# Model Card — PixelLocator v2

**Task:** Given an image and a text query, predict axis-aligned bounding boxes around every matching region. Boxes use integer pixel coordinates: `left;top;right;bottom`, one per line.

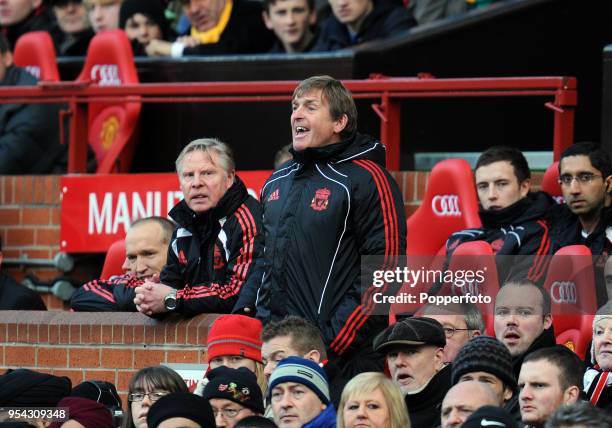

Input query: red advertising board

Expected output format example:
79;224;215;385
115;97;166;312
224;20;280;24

60;171;272;253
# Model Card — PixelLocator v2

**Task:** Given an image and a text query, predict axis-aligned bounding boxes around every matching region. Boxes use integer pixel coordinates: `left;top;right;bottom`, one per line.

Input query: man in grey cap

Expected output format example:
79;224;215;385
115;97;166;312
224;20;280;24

374;316;452;428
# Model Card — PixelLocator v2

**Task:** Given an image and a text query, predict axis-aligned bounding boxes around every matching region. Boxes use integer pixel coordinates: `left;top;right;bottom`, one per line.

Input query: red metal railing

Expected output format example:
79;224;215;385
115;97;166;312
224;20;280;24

0;75;577;172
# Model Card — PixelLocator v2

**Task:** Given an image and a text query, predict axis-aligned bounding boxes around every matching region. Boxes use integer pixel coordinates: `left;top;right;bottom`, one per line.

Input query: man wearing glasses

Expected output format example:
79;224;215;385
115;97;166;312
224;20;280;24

416;302;484;363
550;141;612;304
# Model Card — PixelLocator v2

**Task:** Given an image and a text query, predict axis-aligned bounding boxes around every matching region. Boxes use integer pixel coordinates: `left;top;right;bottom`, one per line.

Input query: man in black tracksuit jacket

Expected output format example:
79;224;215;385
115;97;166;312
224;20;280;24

256;76;406;403
444;146;554;286
135;139;264;317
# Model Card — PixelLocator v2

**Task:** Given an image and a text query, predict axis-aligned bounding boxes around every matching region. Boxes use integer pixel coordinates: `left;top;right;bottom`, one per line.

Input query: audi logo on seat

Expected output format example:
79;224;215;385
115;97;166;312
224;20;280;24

550;281;577;304
431;195;461;216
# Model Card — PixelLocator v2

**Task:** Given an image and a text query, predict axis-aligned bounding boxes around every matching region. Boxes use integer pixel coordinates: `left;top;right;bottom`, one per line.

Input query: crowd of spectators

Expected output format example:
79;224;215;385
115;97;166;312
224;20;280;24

0;2;611;425
0;0;505;59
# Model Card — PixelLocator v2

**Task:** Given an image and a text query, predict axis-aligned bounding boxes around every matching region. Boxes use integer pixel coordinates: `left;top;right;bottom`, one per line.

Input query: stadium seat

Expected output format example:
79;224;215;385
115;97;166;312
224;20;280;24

76;30;140;173
542;244;597;359
407;158;481;255
541;161;563;203
446;241;499;335
13;31;60;82
100;239;126;280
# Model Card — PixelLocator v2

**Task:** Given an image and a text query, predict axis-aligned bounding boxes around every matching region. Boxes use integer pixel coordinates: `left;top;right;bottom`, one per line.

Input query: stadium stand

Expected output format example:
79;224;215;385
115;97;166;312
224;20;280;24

541;161;563;203
100;239;126;280
76;29;141;173
543;245;598;359
407;158;481;256
13;31;60;82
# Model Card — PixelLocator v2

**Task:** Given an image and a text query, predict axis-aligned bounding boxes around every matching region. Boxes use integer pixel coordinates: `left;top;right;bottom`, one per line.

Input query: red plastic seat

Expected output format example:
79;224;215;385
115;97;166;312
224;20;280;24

446;241;499;335
13;31;60;82
100;239;126;280
407;159;482;256
541;161;564;203
76;30;141;173
542;245;597;359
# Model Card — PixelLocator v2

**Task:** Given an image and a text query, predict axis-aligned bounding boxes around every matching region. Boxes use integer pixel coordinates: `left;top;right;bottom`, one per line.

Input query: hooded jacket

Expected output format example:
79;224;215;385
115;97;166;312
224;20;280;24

445;192;554;285
160;176;264;316
314;0;416;51
256;133;406;358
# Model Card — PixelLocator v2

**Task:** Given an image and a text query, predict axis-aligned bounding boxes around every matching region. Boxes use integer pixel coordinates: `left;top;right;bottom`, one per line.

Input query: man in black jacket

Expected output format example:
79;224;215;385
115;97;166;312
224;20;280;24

0;33;65;174
256;75;406;403
444;146;554;285
0;0;62;49
145;0;274;56
549;141;612;304
314;0;416;51
135;138;264;317
374;317;452;428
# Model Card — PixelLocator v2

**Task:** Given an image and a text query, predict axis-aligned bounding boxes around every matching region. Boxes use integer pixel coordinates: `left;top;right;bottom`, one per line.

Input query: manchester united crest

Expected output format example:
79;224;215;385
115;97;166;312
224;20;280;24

311;188;331;211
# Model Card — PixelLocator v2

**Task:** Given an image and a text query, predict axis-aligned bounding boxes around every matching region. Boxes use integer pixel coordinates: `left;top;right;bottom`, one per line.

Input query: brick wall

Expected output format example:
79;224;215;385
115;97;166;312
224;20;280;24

0;172;544;310
0;311;217;402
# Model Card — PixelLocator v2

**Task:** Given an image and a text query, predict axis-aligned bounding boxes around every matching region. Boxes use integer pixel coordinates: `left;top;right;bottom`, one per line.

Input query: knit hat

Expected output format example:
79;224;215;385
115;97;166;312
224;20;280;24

462;405;517;428
373;317;446;352
207;315;263;364
147;392;215;428
268;356;330;405
119;0;171;40
0;368;71;407
203;367;264;414
49;397;114;428
452;336;517;392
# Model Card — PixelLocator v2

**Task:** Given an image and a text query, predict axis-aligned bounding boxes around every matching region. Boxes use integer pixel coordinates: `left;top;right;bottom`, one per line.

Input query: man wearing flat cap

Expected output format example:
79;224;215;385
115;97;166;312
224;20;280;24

374;316;452;428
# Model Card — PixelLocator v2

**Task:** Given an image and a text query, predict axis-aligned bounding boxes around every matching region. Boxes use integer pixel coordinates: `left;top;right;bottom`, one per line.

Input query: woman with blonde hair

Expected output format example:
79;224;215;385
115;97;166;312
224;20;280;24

337;372;410;428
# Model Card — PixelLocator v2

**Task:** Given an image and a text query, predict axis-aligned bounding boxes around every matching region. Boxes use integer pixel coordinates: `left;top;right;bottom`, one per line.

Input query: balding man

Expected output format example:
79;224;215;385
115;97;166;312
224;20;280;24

441;381;500;428
70;216;175;311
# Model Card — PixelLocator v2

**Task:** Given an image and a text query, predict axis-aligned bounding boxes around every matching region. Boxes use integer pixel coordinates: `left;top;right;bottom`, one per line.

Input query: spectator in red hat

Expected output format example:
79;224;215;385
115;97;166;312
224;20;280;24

206;315;266;395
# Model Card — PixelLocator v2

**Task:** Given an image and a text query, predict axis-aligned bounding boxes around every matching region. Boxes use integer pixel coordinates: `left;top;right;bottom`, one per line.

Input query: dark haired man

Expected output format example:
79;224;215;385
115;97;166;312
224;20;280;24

256;75;406;403
262;0;318;53
444;145;554;284
0;33;64;174
518;346;583;428
261;315;328;383
549;141;612;304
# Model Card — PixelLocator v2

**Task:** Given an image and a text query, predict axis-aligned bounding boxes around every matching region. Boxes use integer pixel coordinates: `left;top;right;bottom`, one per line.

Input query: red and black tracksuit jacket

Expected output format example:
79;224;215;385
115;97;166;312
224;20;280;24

444;191;554;285
70;177;264;314
256;133;407;358
71;273;142;312
162;177;264;316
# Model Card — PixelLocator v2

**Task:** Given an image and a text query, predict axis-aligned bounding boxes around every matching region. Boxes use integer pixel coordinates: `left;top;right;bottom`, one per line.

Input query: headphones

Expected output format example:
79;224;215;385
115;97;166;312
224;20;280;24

82;380;124;427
